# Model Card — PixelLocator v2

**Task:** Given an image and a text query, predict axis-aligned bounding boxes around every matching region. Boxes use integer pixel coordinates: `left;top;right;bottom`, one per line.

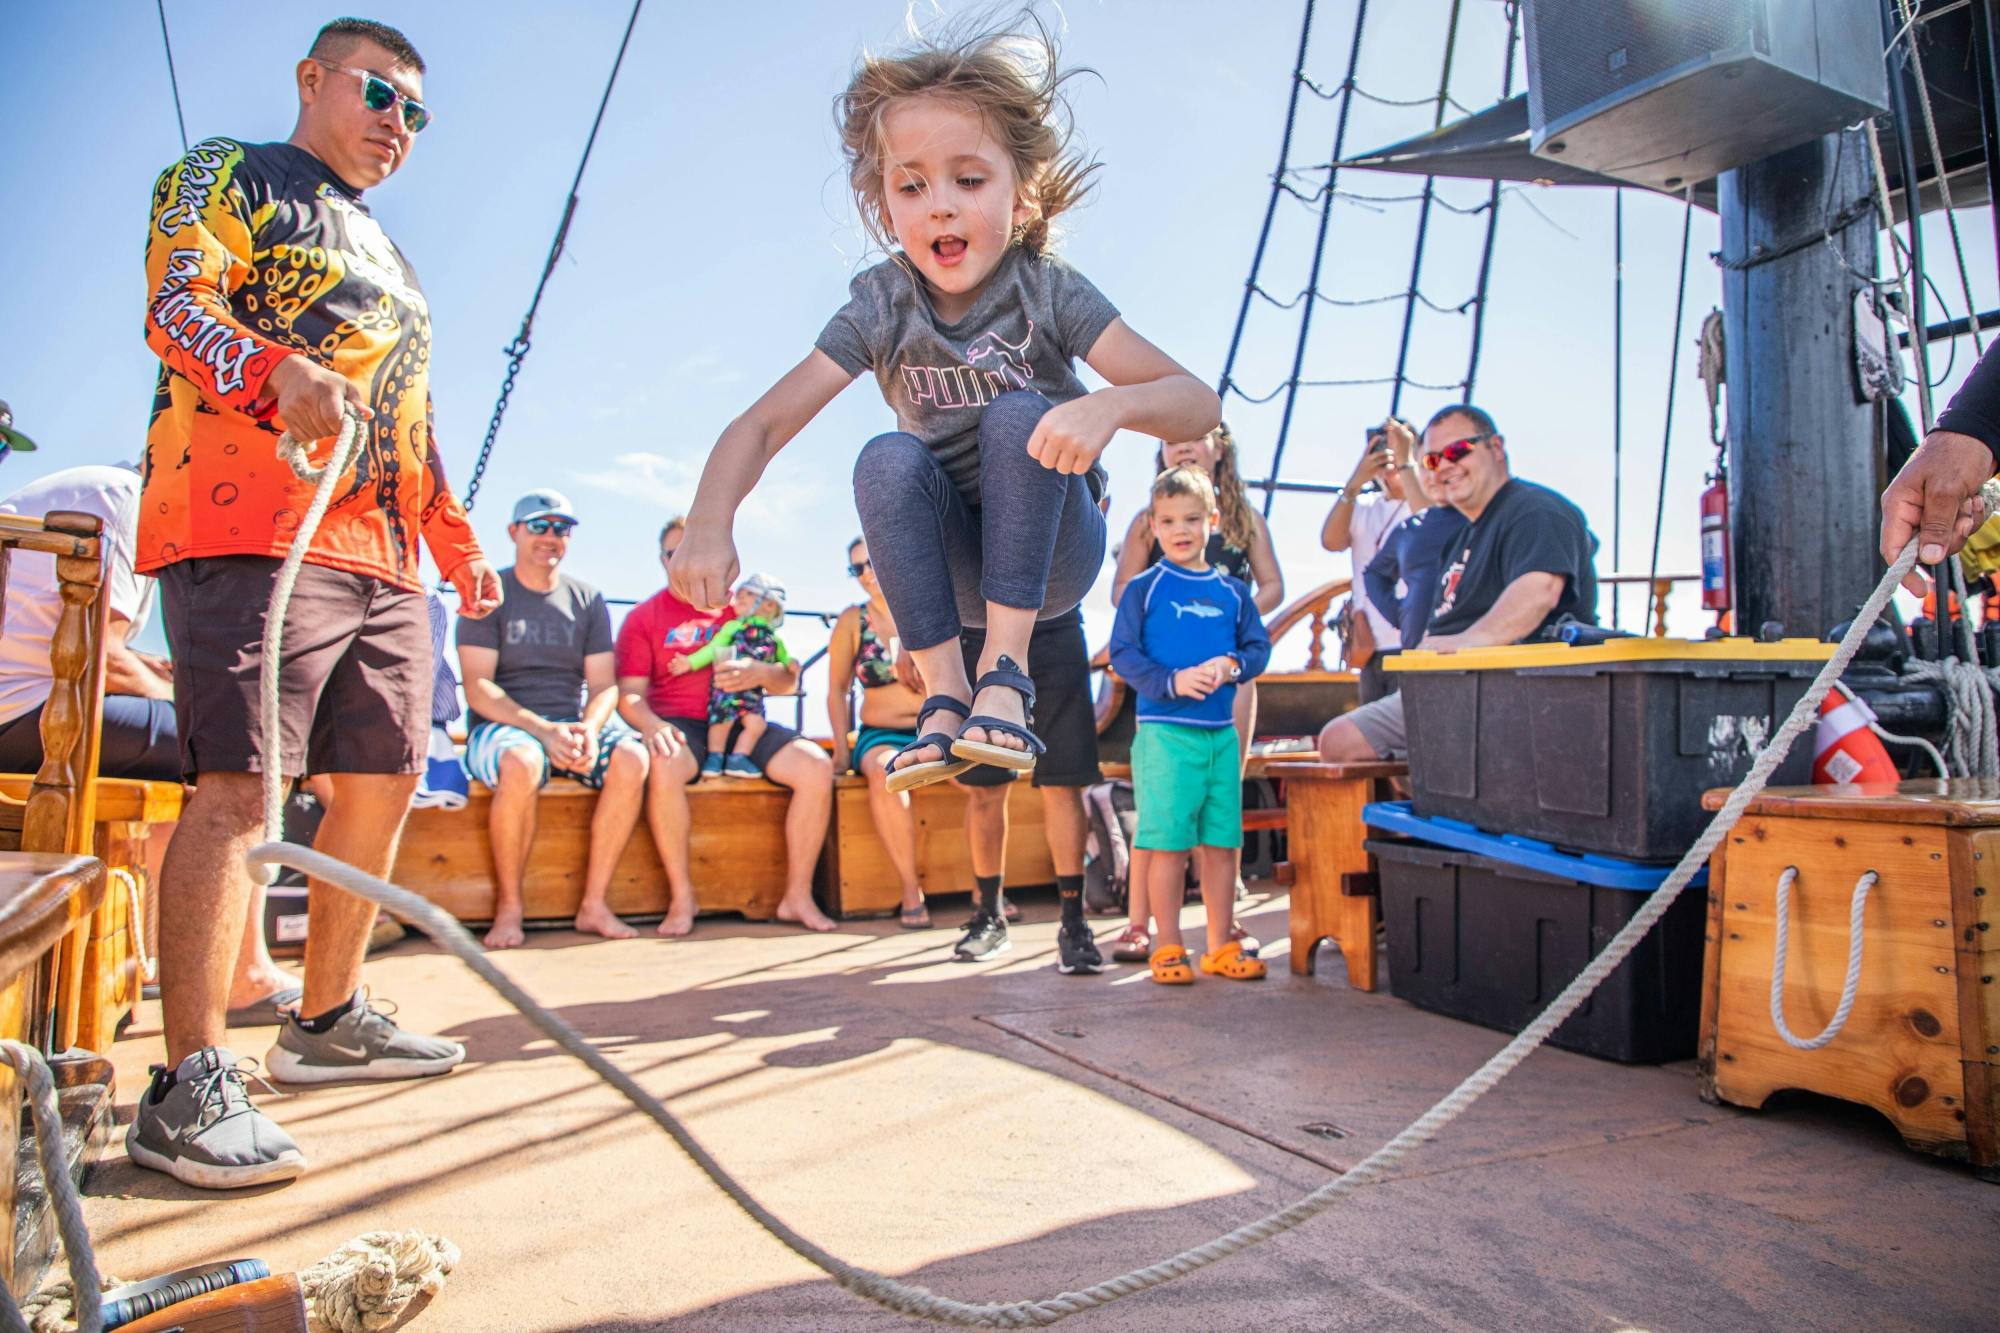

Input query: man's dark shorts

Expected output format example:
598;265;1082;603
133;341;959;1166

159;555;428;781
660;715;803;782
0;696;181;781
957;611;1103;789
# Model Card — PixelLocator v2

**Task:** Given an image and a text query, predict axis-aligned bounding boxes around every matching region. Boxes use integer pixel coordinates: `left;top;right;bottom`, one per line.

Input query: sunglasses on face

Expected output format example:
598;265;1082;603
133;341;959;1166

313;60;432;134
523;518;573;537
848;558;873;578
1419;434;1492;473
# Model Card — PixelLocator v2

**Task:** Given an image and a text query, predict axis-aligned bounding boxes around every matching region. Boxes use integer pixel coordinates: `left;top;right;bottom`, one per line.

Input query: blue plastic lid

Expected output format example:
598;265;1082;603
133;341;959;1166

1361;801;1707;892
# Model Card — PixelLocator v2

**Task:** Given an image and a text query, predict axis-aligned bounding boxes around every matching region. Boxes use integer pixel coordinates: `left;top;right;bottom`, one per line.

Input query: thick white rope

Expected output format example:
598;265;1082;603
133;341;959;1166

1768;867;1875;1050
1901;657;2000;777
0;1043;103;1333
298;1230;459;1333
236;532;1921;1326
260;414;366;882
107;869;156;985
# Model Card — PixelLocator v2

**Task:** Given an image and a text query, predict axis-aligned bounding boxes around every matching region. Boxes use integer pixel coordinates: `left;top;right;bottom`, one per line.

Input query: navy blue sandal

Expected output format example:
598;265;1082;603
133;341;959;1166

884;695;977;793
950;656;1045;773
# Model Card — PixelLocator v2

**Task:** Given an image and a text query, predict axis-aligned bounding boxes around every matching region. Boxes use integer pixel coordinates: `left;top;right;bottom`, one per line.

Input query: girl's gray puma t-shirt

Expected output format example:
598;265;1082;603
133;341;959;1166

814;247;1120;505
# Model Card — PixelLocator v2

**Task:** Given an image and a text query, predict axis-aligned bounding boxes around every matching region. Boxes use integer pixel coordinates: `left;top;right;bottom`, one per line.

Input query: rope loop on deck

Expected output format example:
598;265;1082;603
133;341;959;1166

1769;866;1875;1051
232;535;1921;1325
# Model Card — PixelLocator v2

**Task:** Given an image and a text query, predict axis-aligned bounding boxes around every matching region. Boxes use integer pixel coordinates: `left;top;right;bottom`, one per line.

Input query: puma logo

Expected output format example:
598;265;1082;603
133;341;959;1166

1172;602;1224;620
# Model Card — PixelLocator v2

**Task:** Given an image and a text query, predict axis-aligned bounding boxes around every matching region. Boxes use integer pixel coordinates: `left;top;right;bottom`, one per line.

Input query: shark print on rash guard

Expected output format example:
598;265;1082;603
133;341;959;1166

1108;563;1272;729
139;138;481;592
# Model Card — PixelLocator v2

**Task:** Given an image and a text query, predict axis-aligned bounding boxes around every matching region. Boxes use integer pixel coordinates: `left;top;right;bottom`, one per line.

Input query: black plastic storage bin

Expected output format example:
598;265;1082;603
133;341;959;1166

1365;816;1708;1063
1387;638;1831;860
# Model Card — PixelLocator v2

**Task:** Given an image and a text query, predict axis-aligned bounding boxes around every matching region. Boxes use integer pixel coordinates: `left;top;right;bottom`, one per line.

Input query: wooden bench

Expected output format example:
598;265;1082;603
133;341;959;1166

393;775;805;924
1263;761;1406;991
824;772;1052;918
0;776;178;1049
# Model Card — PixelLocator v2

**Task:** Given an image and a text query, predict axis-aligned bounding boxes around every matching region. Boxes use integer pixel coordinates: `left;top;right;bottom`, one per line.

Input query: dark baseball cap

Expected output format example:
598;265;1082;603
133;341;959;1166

0;400;39;453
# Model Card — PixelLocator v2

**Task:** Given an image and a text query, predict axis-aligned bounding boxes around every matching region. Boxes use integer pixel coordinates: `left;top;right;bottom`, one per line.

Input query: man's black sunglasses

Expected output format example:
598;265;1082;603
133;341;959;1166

848;558;873;577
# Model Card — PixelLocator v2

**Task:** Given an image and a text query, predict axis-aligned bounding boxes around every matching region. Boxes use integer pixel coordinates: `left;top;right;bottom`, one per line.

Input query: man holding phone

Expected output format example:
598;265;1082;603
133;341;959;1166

1320;417;1430;701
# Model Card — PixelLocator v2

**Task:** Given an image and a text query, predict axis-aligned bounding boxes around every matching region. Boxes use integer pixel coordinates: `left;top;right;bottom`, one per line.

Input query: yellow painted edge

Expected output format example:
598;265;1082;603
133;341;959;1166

1384;637;1836;672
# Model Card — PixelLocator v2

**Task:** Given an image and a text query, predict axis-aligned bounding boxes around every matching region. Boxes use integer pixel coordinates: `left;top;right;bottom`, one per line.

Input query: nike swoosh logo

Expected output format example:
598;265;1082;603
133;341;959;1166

320;1042;370;1059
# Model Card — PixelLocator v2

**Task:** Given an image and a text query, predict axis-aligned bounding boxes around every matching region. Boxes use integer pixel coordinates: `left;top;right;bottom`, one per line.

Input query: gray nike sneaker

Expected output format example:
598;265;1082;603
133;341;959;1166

265;991;465;1085
125;1047;306;1189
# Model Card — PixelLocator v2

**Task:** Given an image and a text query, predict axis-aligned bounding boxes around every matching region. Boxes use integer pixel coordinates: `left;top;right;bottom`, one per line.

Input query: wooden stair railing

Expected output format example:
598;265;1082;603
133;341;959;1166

0;509;116;1302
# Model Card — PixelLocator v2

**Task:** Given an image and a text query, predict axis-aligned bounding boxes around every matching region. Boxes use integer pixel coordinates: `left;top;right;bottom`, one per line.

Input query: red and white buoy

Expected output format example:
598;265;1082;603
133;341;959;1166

1813;691;1899;785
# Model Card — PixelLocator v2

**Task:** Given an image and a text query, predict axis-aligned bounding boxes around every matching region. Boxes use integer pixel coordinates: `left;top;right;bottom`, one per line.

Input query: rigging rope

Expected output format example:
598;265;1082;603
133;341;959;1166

1214;0;1321;403
1254;0;1373;516
1460;0;1521;400
1612;190;1625;630
1644;192;1696;633
1892;0;1986;359
1387;0;1466;422
154;0;189;156
460;0;646;514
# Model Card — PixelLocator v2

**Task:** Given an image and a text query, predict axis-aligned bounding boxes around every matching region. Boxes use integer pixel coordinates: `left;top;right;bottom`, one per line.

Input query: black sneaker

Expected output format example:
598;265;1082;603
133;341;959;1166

1056;921;1103;975
953;911;1010;962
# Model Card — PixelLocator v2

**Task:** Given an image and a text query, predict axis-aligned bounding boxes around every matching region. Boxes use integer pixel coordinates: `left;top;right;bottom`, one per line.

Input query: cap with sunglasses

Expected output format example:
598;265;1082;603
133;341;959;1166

511;489;579;526
0;400;39;454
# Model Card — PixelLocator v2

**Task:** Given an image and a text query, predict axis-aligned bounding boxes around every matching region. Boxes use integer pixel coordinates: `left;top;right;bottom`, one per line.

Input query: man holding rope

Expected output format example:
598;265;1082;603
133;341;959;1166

1881;342;2000;584
128;18;502;1190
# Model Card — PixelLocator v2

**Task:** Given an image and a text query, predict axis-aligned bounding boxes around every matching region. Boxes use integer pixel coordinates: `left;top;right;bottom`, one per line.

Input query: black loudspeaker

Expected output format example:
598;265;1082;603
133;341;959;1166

1522;0;1889;191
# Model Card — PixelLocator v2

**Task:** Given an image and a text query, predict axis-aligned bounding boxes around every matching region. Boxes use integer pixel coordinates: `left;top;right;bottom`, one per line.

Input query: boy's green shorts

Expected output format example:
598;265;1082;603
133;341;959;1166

1131;721;1242;852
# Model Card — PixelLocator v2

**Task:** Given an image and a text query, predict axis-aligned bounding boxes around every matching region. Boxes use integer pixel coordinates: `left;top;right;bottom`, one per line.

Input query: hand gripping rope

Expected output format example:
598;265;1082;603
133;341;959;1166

16;397;1927;1328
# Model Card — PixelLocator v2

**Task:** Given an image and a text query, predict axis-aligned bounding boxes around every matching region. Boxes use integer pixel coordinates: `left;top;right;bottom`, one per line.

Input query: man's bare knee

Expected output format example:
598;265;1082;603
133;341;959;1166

1318;717;1379;763
495;745;547;790
604;740;649;786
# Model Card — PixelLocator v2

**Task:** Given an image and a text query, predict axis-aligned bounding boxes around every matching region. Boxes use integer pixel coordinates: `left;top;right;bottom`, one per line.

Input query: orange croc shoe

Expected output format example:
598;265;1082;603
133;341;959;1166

1148;945;1195;985
1199;939;1267;980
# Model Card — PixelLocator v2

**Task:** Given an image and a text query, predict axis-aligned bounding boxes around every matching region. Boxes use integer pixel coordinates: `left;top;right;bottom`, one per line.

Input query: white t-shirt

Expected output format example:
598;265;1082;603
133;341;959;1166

1347;493;1409;645
0;467;152;727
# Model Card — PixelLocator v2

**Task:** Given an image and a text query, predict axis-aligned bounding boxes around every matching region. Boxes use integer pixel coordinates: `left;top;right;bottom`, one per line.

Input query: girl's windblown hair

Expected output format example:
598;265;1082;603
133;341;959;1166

836;7;1099;257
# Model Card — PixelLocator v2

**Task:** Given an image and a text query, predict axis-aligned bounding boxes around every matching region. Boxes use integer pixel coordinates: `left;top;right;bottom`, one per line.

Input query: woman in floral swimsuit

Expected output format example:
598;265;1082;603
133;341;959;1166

827;537;931;928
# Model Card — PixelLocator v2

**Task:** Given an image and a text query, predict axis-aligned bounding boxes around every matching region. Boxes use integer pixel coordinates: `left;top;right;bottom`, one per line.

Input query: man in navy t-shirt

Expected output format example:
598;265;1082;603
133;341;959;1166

1321;404;1598;762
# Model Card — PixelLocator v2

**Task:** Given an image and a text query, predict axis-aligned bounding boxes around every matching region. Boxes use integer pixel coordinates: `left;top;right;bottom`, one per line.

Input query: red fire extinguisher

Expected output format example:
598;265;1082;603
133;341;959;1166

1699;468;1732;612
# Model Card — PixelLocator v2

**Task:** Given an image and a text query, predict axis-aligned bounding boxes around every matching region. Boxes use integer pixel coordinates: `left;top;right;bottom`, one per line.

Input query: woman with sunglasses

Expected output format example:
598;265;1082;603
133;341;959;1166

826;538;931;928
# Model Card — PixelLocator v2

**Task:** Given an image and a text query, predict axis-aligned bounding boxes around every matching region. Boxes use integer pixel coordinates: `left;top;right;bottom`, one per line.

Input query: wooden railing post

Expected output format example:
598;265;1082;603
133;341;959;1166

1651;579;1673;638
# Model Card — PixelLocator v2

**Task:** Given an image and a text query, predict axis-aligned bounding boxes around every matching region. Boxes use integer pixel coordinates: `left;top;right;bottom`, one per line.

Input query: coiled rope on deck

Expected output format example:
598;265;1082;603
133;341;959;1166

234;429;1924;1325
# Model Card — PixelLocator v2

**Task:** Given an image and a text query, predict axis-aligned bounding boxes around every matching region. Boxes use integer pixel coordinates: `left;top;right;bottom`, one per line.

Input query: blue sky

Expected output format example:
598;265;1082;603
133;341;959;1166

2;1;1992;714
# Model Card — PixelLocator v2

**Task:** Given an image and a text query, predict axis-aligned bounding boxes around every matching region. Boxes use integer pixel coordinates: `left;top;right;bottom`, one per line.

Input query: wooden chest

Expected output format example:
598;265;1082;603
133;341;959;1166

1698;780;1999;1179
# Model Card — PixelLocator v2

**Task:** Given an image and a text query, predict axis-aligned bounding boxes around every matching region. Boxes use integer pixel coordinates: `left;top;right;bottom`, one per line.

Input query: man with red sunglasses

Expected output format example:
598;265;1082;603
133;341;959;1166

129;17;501;1191
1319;404;1598;763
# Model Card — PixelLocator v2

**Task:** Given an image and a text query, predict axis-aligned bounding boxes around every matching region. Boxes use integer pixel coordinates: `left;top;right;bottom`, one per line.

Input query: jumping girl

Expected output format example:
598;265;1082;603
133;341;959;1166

1108;424;1283;963
671;14;1219;809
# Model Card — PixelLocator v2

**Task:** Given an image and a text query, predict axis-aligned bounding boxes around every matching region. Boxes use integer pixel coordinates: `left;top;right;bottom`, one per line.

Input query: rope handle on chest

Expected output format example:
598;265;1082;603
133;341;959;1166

1769;865;1875;1051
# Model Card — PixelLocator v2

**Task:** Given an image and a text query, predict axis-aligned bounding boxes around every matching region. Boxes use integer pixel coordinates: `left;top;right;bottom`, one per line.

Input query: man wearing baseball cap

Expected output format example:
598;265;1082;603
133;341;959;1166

456;490;661;950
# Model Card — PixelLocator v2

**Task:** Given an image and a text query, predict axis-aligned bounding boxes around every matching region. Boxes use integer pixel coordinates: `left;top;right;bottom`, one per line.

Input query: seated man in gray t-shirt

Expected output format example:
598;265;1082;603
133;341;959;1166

455;490;654;949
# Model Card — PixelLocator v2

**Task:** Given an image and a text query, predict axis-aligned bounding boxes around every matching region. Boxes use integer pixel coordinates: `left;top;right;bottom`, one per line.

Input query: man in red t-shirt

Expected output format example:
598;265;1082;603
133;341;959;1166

615;518;835;936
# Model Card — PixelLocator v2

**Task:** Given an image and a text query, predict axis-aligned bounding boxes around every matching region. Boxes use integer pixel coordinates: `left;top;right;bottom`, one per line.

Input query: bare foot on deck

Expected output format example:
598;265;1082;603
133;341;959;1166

656;901;697;939
483;911;527;950
573;904;638;940
775;895;837;932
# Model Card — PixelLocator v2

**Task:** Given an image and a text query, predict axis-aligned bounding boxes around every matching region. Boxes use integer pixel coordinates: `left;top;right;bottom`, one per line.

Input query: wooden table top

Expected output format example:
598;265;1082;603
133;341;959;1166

0;853;104;980
0;776;182;825
1261;760;1409;782
1701;778;2000;826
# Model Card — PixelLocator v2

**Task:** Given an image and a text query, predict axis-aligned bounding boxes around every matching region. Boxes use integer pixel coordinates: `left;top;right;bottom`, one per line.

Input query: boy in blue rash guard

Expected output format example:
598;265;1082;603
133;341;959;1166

1109;467;1272;984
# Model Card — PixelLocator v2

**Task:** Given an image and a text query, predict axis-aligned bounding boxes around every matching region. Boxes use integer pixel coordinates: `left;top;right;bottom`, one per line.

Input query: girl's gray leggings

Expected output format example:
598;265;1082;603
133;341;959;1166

852;390;1107;652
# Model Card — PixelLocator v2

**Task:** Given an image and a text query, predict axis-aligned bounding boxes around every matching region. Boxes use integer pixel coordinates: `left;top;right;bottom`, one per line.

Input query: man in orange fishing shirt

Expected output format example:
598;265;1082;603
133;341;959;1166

128;17;502;1190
